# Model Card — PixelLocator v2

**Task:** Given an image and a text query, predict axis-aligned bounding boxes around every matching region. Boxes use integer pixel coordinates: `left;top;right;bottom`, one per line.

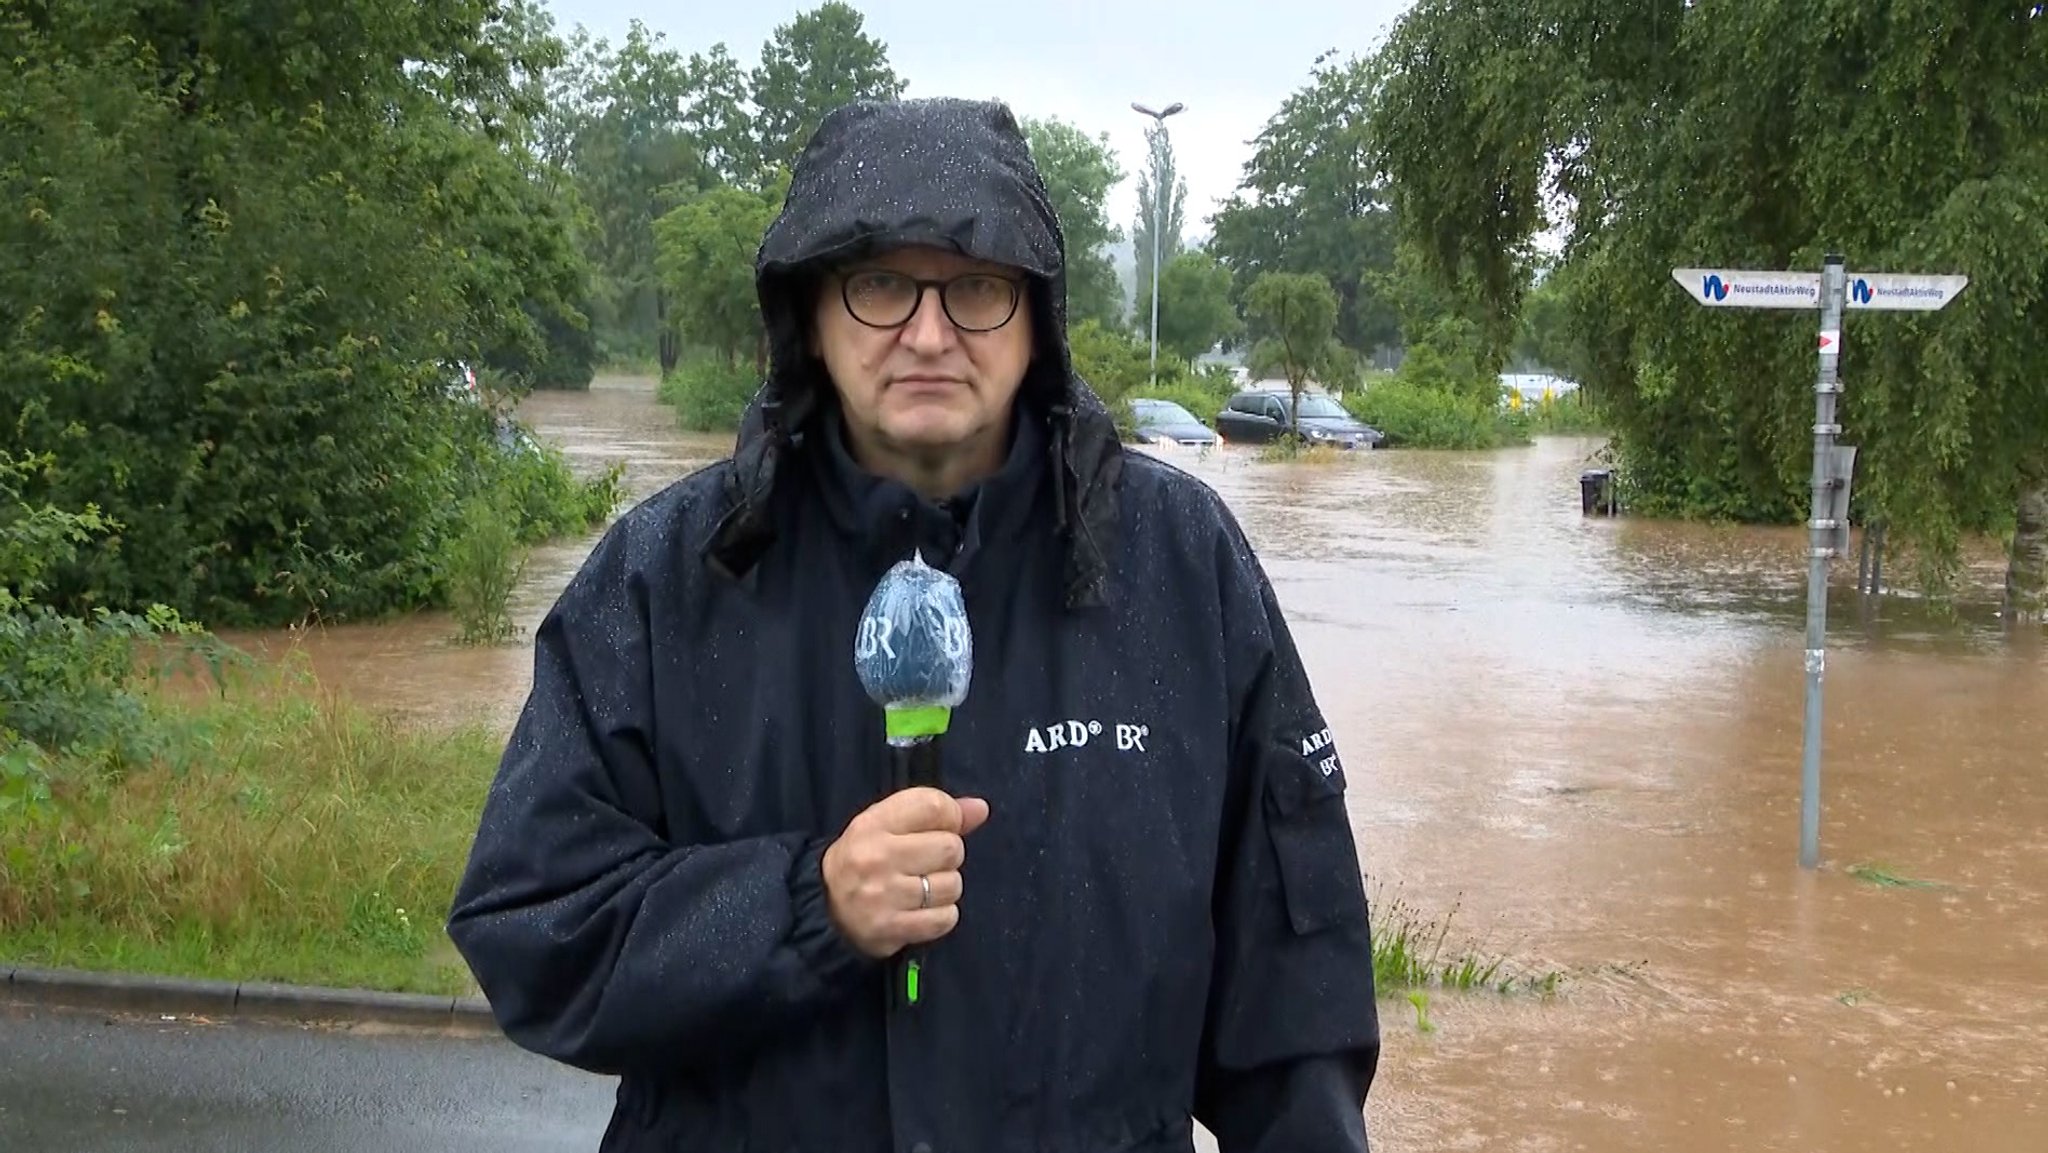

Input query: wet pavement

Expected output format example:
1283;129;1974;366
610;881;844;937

0;1003;615;1152
206;377;2048;1152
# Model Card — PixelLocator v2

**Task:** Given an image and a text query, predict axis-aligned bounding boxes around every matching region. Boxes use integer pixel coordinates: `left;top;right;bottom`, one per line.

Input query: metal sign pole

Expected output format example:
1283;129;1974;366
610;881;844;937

1800;255;1848;870
1668;259;1966;870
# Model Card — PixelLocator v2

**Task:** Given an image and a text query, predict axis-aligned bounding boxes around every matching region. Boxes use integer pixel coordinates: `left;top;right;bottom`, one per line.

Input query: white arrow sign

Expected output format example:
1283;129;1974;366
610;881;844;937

1843;273;1970;312
1671;268;1823;308
1672;267;1969;312
1668;254;1967;874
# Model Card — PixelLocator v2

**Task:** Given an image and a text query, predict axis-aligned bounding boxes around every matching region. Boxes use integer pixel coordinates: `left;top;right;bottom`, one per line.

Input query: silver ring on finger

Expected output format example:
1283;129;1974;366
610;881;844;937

919;874;932;910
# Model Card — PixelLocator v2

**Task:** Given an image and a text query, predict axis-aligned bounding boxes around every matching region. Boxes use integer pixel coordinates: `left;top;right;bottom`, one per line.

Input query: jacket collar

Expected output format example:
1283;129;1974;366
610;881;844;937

806;398;1048;579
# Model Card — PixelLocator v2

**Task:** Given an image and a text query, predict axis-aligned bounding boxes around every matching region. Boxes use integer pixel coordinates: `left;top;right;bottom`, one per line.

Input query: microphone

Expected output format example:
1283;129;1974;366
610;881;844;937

853;550;974;1010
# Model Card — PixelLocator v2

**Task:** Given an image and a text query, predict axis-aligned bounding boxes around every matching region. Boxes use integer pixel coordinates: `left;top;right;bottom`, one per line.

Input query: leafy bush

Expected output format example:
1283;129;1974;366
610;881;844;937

1519;390;1607;435
486;427;624;542
1346;376;1523;450
662;357;763;432
1066;319;1236;440
444;491;528;647
0;11;599;629
0;453;227;775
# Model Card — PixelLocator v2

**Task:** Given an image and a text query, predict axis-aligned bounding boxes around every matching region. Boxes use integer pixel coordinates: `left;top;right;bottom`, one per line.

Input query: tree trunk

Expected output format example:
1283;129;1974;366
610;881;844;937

656;289;680;376
2006;472;2048;625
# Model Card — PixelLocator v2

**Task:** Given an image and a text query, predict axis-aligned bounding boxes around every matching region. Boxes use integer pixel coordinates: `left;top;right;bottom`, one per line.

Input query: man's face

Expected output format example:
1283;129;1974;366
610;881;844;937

812;244;1035;462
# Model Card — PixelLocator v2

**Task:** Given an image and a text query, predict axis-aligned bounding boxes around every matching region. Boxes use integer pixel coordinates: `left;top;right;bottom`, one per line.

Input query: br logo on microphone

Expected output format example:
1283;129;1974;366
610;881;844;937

854;552;973;712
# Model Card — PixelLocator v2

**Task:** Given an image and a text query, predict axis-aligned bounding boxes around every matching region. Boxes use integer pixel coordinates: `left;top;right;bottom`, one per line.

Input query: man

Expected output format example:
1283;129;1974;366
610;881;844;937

447;96;1380;1153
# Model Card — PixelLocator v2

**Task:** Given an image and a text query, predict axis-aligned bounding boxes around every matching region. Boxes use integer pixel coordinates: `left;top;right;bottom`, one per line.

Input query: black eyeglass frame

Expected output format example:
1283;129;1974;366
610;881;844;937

837;270;1026;333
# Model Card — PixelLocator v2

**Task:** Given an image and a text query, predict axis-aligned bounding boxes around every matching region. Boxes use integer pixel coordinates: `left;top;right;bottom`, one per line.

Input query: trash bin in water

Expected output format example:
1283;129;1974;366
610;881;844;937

1579;469;1614;516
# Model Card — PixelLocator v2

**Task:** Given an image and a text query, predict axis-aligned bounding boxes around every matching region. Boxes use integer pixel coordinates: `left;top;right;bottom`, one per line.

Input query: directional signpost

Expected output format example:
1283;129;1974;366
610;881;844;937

1672;255;1969;870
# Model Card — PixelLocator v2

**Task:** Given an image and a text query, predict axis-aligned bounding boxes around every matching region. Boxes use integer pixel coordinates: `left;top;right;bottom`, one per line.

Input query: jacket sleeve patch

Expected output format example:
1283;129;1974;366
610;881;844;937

1261;729;1366;936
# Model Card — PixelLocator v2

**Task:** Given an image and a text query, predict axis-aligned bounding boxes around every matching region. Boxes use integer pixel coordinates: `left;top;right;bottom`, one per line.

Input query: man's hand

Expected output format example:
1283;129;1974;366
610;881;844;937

822;787;992;959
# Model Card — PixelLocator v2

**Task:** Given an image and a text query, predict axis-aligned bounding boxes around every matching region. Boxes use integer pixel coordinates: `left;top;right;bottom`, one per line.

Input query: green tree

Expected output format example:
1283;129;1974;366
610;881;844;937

683;44;765;189
749;2;908;177
0;0;599;625
1512;264;1578;377
551;22;710;370
1132;122;1188;308
1210;51;1402;358
1140;250;1239;361
654;181;788;371
1244;272;1344;438
1368;0;2048;610
1021;117;1127;328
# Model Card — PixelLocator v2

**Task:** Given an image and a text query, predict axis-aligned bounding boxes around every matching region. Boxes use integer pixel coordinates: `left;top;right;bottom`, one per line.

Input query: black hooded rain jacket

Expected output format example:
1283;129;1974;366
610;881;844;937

448;96;1381;1153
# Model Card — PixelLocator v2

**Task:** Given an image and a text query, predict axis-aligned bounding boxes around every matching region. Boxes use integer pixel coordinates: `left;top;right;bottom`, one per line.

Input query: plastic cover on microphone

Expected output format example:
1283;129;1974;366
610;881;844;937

854;551;974;744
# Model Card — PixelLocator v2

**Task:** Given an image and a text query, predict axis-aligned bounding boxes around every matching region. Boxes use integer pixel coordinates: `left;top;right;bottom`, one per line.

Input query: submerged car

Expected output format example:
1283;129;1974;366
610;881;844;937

1127;397;1218;447
1214;388;1384;449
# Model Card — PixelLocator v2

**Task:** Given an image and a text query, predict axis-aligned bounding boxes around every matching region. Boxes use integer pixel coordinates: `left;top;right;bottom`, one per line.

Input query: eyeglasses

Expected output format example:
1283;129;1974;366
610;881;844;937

839;270;1024;332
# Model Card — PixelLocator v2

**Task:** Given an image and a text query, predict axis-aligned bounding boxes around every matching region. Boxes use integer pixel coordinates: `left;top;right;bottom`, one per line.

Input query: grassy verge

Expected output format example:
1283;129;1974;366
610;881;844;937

0;665;498;995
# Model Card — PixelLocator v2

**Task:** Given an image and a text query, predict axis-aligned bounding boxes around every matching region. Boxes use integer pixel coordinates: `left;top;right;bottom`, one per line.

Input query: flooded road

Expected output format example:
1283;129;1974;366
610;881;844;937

228;377;2048;1152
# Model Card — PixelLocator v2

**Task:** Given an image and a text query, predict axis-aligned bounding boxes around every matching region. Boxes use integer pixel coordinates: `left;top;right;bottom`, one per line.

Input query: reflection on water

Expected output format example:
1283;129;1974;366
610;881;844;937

225;381;2048;1151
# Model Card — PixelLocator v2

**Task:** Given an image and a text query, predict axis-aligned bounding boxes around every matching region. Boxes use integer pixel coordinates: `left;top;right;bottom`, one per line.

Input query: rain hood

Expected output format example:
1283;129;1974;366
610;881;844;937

707;97;1124;608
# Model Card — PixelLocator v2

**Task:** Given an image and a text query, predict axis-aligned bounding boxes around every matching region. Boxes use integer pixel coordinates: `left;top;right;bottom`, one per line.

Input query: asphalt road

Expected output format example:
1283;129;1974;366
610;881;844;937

0;1002;617;1152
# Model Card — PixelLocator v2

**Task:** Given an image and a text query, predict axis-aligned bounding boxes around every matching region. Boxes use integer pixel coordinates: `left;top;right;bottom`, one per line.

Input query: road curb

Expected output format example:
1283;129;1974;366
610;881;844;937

2;963;499;1032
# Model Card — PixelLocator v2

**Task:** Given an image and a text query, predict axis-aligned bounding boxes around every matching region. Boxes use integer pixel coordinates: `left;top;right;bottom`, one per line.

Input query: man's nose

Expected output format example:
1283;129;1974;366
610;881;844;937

899;287;958;353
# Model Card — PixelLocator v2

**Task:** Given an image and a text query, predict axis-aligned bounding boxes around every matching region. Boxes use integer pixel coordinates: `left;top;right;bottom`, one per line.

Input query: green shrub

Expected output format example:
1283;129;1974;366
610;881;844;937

489;430;624;543
1519;389;1608;435
1346;376;1525;450
443;491;527;646
662;357;762;432
0;453;228;773
1067;320;1237;441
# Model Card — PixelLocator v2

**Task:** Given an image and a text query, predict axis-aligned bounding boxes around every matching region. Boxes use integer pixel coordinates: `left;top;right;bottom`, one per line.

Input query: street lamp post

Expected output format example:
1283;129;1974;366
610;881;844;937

1131;100;1184;387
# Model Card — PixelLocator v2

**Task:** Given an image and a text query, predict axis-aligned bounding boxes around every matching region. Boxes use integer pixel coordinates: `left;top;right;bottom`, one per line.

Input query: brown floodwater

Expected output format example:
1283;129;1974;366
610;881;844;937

223;377;2048;1152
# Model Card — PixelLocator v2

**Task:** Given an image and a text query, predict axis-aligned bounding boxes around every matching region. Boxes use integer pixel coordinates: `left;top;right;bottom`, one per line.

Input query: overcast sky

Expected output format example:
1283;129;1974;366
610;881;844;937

540;0;1415;238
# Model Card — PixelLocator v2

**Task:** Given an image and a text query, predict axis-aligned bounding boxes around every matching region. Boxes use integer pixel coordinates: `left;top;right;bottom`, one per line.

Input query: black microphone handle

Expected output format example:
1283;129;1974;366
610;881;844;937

889;737;943;1010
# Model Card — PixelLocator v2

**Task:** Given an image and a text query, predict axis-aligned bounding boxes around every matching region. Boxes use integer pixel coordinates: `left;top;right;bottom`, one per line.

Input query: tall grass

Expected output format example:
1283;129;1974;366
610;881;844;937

1370;888;1565;997
0;660;499;995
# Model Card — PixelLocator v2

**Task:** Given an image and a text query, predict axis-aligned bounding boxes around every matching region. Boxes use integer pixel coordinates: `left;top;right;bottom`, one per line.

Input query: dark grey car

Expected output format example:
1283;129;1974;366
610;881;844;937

1128;397;1218;446
1214;388;1384;449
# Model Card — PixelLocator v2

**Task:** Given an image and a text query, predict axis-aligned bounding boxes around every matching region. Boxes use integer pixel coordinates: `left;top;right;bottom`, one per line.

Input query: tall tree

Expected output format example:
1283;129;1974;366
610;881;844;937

553;22;707;367
683;43;763;189
1021;117;1127;328
1209;51;1401;358
654;179;788;372
1369;0;2048;610
1142;250;1240;361
1244;272;1344;439
1132;122;1187;316
749;2;907;177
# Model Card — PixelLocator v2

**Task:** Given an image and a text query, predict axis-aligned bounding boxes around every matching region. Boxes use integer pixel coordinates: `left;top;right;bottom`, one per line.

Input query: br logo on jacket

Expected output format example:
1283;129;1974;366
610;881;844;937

1021;719;1150;754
